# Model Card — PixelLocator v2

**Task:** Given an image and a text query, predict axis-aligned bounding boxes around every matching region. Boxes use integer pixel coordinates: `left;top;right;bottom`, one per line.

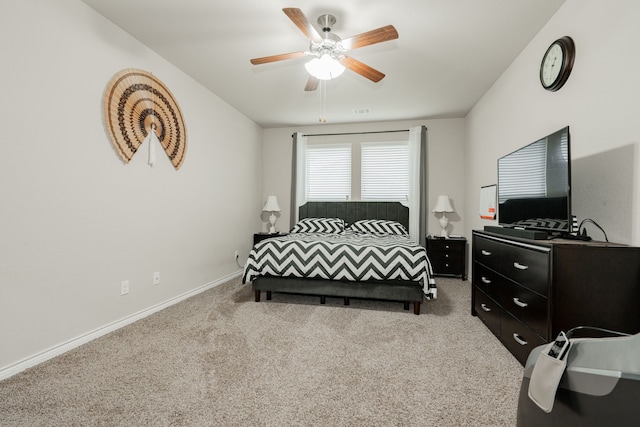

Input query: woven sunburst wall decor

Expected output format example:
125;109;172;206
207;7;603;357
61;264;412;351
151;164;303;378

103;68;187;169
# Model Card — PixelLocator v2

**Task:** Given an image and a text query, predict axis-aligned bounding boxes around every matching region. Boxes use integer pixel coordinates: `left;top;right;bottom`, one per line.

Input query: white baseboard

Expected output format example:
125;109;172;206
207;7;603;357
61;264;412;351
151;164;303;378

0;271;242;381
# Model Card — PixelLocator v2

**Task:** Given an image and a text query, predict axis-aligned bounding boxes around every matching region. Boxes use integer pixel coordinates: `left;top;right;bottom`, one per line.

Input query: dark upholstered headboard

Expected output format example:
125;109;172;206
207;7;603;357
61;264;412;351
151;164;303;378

298;202;409;230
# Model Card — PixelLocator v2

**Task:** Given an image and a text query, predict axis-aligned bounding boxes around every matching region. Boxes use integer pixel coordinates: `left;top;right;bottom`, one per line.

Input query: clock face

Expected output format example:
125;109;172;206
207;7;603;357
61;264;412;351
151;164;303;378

541;43;563;87
540;36;575;91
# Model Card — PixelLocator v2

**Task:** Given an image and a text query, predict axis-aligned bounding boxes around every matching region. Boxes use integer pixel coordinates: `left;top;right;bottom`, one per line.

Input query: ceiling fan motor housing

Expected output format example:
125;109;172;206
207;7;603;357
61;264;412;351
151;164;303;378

310;14;344;60
317;14;336;33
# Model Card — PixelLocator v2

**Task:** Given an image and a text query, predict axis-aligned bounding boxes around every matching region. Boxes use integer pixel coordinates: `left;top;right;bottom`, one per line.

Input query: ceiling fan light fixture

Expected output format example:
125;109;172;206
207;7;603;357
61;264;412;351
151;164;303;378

305;54;345;80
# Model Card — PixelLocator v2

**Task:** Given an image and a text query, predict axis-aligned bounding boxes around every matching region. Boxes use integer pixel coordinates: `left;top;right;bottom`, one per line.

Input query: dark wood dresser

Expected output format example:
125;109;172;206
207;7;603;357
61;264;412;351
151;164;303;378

472;229;640;365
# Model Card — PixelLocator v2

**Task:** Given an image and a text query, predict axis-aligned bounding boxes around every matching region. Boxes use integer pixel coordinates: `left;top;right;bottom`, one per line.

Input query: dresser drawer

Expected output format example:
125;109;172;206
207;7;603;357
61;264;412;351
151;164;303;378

474;234;550;296
473;263;502;301
501;280;548;337
501;311;546;365
503;244;550;296
473;236;505;272
474;288;501;338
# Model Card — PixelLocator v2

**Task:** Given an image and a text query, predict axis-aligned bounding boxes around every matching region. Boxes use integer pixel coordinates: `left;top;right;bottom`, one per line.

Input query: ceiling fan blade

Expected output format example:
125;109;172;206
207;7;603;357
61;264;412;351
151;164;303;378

340;25;399;50
250;51;306;65
340;56;385;82
283;8;322;42
304;76;319;91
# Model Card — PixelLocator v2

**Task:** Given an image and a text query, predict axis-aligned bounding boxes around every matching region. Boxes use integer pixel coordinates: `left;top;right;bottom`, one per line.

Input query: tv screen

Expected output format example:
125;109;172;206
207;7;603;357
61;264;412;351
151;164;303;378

497;126;571;234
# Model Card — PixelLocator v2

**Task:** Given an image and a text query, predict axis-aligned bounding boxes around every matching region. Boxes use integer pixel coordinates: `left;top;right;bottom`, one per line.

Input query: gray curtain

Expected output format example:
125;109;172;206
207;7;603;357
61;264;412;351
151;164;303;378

290;132;299;230
419;126;428;247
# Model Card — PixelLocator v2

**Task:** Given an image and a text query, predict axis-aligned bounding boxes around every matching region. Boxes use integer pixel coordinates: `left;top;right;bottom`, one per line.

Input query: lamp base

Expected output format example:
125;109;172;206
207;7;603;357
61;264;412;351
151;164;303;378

269;213;277;234
439;215;449;238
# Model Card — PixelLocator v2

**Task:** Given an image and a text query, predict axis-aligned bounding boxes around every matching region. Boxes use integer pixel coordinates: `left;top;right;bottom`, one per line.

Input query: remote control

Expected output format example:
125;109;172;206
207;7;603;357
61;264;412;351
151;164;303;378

547;331;570;360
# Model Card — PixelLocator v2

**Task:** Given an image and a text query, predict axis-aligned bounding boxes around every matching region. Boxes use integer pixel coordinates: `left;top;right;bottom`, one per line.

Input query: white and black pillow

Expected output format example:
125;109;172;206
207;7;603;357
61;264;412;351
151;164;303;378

348;219;409;236
291;217;345;234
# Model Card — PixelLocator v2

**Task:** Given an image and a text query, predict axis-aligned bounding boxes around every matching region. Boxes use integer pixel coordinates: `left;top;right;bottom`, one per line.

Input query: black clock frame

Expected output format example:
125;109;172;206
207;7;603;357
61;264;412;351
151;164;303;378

540;36;575;92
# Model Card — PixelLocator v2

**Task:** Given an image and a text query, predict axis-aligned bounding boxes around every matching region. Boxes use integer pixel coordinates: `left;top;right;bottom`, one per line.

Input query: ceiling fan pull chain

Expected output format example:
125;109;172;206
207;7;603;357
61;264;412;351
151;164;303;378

319;80;327;123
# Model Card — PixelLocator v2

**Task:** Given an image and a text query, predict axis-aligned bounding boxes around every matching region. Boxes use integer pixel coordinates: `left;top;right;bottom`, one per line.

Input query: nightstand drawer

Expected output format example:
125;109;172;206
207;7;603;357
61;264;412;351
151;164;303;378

428;239;464;253
430;252;464;274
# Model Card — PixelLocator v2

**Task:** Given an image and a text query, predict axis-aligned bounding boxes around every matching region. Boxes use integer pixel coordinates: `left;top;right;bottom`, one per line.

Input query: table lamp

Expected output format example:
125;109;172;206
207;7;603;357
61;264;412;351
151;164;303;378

263;195;281;234
432;195;455;238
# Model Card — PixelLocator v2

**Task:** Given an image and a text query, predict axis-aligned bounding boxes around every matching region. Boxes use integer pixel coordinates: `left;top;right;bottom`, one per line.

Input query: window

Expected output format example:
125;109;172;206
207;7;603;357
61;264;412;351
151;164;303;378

361;141;409;201
293;127;425;243
306;143;351;201
304;140;410;202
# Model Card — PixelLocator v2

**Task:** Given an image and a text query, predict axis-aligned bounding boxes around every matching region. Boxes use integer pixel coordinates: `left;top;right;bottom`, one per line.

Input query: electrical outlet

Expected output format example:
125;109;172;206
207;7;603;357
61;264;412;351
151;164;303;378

121;280;129;295
153;272;160;285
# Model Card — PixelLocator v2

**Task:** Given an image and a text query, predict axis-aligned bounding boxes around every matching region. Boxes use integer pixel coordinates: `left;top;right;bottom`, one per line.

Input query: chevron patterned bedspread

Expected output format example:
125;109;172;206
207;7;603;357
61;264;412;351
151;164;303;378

242;232;436;298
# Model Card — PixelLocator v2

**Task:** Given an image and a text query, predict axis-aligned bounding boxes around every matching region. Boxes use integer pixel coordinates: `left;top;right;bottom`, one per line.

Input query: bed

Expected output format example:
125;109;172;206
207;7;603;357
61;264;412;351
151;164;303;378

242;201;436;314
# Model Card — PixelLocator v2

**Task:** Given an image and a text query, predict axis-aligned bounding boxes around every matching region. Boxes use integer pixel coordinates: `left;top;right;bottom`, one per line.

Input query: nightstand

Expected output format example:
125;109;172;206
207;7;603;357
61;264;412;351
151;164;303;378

426;236;467;280
253;232;288;245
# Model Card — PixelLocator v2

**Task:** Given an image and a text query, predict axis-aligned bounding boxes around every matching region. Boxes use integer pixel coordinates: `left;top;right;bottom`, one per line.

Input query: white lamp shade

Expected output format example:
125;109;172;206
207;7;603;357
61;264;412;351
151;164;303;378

305;54;345;80
263;195;281;212
432;195;454;213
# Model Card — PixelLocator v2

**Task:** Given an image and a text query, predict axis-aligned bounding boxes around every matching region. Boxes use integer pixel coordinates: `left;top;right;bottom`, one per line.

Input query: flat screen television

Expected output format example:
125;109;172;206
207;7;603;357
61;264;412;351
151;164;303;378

497;126;571;234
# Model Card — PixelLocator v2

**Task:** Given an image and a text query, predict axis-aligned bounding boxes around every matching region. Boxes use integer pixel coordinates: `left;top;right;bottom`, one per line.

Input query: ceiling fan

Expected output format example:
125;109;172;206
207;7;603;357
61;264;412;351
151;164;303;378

250;8;398;91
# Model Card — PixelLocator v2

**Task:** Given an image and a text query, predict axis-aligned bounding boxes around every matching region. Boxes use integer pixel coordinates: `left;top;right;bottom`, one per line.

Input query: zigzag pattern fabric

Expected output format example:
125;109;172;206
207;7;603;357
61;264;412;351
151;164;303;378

348;219;409;236
242;232;436;298
514;218;569;230
290;217;345;234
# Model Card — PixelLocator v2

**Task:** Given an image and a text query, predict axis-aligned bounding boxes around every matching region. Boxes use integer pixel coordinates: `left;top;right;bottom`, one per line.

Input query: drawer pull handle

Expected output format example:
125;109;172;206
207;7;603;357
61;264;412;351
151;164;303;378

513;334;528;346
481;250;491;256
481;304;491;312
513;262;528;270
481;277;491;284
513;297;528;308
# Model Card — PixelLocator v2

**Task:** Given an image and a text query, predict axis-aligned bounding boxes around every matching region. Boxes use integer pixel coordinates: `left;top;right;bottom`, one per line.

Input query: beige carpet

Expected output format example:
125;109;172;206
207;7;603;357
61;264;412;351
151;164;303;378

0;277;524;426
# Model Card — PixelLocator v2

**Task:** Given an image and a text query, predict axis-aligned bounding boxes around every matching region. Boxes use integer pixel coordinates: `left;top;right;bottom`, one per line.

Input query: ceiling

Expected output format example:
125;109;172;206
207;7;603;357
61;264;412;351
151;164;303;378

82;0;565;128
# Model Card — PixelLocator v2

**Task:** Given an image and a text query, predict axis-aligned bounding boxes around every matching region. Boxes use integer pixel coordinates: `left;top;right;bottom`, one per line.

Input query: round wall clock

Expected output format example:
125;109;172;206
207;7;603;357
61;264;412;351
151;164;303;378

540;36;575;92
103;68;187;169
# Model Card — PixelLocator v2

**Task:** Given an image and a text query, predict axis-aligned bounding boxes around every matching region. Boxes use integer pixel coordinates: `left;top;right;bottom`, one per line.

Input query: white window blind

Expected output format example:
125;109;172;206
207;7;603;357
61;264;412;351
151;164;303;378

498;139;547;203
306;143;351;201
361;141;409;201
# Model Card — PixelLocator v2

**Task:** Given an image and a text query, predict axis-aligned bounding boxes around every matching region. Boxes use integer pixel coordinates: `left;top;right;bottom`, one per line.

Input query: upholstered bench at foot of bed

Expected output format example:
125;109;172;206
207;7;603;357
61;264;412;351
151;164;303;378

251;276;423;315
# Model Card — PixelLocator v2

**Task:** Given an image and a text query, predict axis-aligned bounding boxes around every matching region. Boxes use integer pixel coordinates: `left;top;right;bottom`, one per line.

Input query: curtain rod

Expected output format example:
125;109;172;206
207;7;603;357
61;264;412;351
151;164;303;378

299;129;409;137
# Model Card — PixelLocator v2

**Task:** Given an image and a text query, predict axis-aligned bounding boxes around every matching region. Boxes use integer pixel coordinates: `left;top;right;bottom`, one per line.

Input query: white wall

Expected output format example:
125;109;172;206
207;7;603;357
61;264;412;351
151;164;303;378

262;119;466;237
0;1;262;376
465;0;640;246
